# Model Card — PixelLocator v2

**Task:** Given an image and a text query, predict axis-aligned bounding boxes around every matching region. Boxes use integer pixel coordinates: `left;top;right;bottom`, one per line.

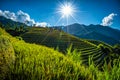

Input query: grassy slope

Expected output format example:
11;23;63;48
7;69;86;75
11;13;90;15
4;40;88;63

0;35;15;79
21;27;96;53
0;28;120;80
20;27;113;67
0;28;94;80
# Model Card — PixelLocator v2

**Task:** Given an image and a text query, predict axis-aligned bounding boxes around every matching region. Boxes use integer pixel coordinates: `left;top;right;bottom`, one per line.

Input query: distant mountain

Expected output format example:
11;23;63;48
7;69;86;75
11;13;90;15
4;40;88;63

1;16;120;45
0;16;26;27
62;23;120;45
76;31;119;45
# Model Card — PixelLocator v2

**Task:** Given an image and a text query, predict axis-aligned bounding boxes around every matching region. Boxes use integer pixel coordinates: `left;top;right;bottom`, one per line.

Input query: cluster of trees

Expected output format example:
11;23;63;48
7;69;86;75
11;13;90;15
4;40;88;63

0;22;27;36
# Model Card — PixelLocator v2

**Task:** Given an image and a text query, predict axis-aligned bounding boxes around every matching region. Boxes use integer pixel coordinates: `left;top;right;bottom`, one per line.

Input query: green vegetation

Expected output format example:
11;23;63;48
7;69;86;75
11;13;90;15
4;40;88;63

21;27;96;53
20;27;117;67
0;27;120;80
113;44;120;55
0;28;93;80
88;39;112;47
7;39;94;80
0;23;27;36
0;35;15;79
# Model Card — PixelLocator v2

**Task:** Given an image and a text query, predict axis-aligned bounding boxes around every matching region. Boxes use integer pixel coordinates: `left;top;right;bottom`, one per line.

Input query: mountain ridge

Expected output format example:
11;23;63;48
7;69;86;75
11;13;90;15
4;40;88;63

0;16;27;27
62;23;120;45
0;16;120;45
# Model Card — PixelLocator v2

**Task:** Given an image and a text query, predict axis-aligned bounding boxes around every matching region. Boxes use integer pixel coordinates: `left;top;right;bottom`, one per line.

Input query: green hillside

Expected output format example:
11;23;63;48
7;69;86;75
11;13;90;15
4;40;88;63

21;27;96;53
21;27;115;67
0;27;92;80
0;27;120;80
2;26;118;67
0;27;97;80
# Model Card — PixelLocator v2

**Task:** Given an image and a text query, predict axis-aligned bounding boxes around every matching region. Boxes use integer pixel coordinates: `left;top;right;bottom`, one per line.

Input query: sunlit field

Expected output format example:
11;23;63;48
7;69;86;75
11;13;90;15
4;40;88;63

0;0;120;80
0;27;120;80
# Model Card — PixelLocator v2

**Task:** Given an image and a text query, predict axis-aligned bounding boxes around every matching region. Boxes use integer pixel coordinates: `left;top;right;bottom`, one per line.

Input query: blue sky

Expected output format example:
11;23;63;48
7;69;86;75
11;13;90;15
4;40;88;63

0;0;120;29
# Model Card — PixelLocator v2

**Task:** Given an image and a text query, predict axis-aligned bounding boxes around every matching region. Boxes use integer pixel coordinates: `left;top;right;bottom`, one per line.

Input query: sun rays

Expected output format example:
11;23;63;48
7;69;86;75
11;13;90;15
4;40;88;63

55;1;77;26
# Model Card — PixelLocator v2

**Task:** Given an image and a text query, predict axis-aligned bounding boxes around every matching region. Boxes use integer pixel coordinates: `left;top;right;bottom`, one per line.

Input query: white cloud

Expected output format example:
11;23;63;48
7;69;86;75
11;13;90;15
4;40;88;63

36;22;50;27
16;10;35;26
0;10;49;27
0;10;16;21
101;13;117;26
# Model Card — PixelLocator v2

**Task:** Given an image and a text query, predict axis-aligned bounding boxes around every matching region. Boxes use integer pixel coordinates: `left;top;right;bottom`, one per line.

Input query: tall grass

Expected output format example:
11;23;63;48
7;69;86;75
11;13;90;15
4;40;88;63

5;40;94;80
0;27;120;80
0;35;15;80
66;45;120;80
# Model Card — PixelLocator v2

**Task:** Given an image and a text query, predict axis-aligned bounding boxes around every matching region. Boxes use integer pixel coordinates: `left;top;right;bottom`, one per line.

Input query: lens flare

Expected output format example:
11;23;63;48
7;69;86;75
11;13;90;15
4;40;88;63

55;1;78;26
58;2;76;18
61;4;73;17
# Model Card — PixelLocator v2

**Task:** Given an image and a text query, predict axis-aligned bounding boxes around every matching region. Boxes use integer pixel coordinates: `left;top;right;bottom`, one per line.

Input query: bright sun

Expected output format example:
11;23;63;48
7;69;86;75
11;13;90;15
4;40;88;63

56;2;77;26
61;4;73;17
58;2;75;18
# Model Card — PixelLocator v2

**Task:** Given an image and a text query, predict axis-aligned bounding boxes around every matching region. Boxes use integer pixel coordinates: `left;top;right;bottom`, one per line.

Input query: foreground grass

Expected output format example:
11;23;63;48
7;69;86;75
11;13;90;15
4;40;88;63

8;41;93;80
0;28;93;80
0;28;120;80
